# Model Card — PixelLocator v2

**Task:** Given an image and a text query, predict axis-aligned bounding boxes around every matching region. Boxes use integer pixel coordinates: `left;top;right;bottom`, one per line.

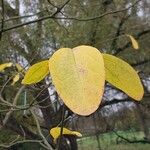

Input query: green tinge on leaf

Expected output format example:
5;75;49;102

103;54;144;101
22;60;49;84
15;63;24;72
11;73;20;85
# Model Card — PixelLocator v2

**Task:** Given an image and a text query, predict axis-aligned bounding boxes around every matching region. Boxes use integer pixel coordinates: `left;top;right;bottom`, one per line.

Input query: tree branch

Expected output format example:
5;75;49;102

114;130;150;144
131;59;150;67
0;0;4;40
31;109;53;150
110;15;130;51
100;99;132;108
114;29;150;55
0;85;25;129
1;0;140;33
0;139;42;149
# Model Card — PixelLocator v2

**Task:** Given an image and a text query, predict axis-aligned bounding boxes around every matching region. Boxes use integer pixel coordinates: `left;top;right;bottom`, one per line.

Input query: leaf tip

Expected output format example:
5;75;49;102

21;79;26;85
126;34;139;50
134;85;144;101
72;131;82;137
8;62;13;67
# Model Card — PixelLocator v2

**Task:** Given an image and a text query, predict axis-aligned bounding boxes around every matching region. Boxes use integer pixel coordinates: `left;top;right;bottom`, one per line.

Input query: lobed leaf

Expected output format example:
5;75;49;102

103;54;144;100
49;45;105;116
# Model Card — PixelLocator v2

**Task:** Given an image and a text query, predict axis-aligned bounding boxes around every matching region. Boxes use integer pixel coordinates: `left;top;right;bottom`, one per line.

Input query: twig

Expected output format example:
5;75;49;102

0;139;43;148
57;104;65;150
131;59;150;67
114;28;150;55
0;75;14;94
113;130;150;144
110;15;130;51
47;0;58;9
29;83;51;107
0;94;14;106
30;109;53;150
0;0;4;40
0;10;48;23
1;0;140;33
0;85;25;129
100;98;132;109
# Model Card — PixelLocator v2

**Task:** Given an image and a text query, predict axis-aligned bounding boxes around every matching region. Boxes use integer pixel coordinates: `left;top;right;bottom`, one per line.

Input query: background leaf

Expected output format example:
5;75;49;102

126;34;139;49
49;45;105;116
22;60;49;84
50;127;82;143
11;73;20;85
103;54;144;100
0;62;13;71
15;63;24;72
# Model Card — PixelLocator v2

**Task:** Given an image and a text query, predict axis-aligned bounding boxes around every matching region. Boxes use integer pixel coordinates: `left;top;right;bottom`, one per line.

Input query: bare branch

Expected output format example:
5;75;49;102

0;139;43;148
0;0;4;40
31;109;53;150
131;59;150;67
114;130;150;144
0;85;25;129
1;0;140;33
100;99;132;109
110;15;130;51
0;10;48;23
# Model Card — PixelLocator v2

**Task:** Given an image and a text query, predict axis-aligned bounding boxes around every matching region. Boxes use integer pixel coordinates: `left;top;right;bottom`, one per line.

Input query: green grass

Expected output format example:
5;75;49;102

78;130;150;150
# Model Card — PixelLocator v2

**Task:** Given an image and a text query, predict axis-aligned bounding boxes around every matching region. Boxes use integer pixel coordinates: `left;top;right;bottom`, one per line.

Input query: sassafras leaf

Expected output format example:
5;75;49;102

49;45;105;116
126;34;139;49
103;54;144;100
22;60;49;84
50;127;82;143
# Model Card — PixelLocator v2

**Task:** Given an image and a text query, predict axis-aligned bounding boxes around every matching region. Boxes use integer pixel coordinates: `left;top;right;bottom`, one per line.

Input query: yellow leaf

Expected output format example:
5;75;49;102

22;60;49;84
11;73;20;85
16;63;24;72
49;45;105;116
50;127;82;143
103;54;144;100
0;62;13;71
126;34;139;49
